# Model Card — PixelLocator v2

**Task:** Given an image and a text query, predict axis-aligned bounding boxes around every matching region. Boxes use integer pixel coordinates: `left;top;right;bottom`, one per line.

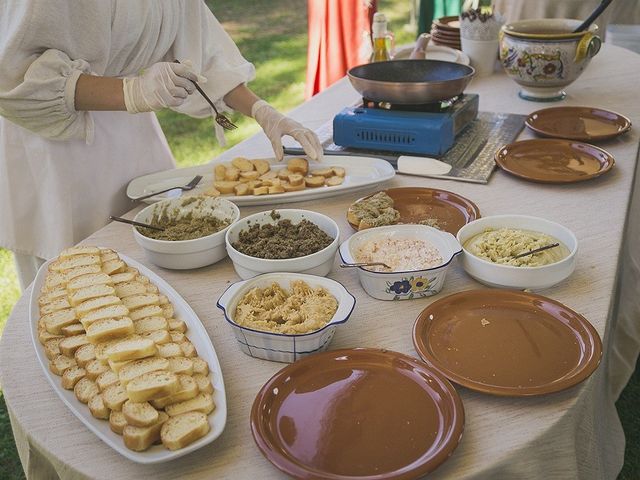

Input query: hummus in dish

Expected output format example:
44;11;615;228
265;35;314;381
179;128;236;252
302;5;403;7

234;281;338;334
464;228;569;266
355;236;443;272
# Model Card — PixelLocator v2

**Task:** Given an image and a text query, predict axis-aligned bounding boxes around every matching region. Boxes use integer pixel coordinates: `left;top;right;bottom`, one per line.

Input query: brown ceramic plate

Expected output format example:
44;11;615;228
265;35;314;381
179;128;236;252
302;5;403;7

431;29;461;41
525;106;632;141
347;187;480;234
413;289;603;396
433;16;461;32
251;348;464;480
495;138;615;183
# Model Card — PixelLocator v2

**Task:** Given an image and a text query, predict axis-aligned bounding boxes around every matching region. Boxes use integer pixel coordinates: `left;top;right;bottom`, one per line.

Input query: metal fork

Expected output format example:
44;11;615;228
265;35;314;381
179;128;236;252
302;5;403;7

174;60;237;131
132;175;203;202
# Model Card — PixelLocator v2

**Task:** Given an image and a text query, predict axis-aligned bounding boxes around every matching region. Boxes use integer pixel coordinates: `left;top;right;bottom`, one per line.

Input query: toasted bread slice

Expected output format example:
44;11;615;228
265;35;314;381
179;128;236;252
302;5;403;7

304;175;326;188
67;272;113;292
193;374;214;394
118;357;170;386
114;281;148;299
156;342;182;358
135;274;150;284
141;329;171;345
100;251;120;263
161;412;210;451
310;167;334;178
64;264;103;283
75;295;122;318
74;343;96;367
108;358;134;373
49;354;77;376
102;382;129;411
252;159;271;175
43;271;67;291
213;180;240;194
287;157;309;175
59;334;89;356
151;374;199;409
60;246;101;258
49;254;100;273
85;359;110;380
106;337;156;362
179;340;197;358
123;411;169;452
88;393;110;419
122;294;160;311
123;400;159;427
39;329;63;344
214;163;226;181
40;297;72;316
61;323;85;336
282;181;305;192
191;357;209;376
38;288;68;307
94;336;139;362
80;305;130;328
287;173;304;186
109;411;128;435
167;357;193;376
110;271;137;284
133;316;168;334
268;185;285;195
164;392;215;417
332;166;346;177
231;157;254;172
168;331;185;343
326;175;344;186
146;284;159;294
69;284;116;307
224;166;240;181
44;337;64;360
86;317;135;344
43;308;77;335
168;318;186;333
74;377;99;404
61;366;87;390
96;370;120;391
102;259;126;275
129;305;163;321
127;371;180;403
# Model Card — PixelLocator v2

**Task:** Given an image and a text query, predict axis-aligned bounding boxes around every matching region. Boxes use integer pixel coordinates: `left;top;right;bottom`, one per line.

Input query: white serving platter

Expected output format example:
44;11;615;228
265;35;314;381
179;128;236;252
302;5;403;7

126;156;396;206
29;252;227;464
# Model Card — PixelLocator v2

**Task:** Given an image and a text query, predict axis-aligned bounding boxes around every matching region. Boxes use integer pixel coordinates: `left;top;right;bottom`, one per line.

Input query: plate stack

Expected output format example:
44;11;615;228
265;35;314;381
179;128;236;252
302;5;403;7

431;16;462;50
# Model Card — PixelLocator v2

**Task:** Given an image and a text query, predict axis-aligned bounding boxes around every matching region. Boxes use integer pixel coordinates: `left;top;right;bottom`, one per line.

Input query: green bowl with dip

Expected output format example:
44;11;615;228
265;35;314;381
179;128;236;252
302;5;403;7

456;214;578;290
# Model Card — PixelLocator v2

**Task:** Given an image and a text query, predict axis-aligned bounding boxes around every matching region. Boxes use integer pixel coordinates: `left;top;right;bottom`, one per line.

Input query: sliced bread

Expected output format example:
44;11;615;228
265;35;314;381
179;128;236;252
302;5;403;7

40;297;71;316
168;319;186;333
63;264;103;283
106;337;156;362
61;366;87;390
42;308;77;334
85;358;110;380
192;374;214;394
86;317;134;344
140;329;171;345
49;354;77;376
102;259;126;275
49;254;100;273
59;334;89;356
80;305;130;328
69;284;116;306
96;370;120;391
133;316;168;334
75;295;122;318
167;357;193;376
44;337;64;360
74;377;99;404
164;392;215;417
60;246;101;258
118;357;170;386
191;358;209;376
88;393;110;419
151;374;198;409
161;412;210;451
156;342;182;358
61;323;85;336
102;382;129;411
129;305;163;321
122;400;159;427
110;271;137;284
67;272;113;292
74;343;96;367
123;411;168;452
126;371;180;403
109;410;128;435
114;281;148;299
179;340;197;358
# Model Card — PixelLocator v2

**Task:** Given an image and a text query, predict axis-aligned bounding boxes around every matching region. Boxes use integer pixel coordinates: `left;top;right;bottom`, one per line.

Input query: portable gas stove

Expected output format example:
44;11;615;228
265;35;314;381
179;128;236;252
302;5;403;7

332;94;479;156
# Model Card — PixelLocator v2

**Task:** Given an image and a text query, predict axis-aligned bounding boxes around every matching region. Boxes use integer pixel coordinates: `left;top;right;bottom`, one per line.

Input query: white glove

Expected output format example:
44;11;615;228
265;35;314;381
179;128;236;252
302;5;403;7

252;100;323;162
123;62;199;113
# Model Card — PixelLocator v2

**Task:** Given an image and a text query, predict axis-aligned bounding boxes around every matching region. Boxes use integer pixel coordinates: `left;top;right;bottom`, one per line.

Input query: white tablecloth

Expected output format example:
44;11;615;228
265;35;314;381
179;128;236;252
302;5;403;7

1;44;639;479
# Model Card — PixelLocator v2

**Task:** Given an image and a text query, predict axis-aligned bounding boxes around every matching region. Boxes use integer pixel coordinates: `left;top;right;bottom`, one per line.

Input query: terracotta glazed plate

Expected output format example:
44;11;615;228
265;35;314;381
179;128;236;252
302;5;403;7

433;16;461;31
251;348;464;480
347;187;480;235
413;289;603;396
495;138;615;183
525;106;632;141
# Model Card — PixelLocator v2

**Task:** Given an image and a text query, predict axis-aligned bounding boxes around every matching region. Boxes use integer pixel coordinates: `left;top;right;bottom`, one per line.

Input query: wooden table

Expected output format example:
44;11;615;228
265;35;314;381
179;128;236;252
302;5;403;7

2;44;640;479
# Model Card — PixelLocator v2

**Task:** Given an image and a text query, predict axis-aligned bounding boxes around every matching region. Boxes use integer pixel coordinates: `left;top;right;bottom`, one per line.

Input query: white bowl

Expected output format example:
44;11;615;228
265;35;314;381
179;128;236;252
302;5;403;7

225;209;340;280
339;224;462;301
216;272;356;363
456;214;578;290
133;196;240;270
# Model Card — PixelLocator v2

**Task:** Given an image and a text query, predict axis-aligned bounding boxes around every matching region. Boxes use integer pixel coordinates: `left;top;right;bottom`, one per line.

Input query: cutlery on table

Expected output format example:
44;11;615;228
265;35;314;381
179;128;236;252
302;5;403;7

512;243;560;260
132;175;202;202
109;216;164;231
341;262;392;270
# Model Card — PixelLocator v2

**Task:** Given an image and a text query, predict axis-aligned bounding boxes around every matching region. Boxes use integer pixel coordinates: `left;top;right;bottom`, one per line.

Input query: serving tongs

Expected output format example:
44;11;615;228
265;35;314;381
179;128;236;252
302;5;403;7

131;175;203;202
174;60;237;131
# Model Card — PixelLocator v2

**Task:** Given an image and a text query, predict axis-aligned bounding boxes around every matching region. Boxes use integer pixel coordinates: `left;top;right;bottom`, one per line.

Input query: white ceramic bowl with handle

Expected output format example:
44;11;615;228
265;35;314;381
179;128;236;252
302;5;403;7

132;196;240;270
216;272;356;363
339;224;462;301
456;214;578;290
225;209;340;280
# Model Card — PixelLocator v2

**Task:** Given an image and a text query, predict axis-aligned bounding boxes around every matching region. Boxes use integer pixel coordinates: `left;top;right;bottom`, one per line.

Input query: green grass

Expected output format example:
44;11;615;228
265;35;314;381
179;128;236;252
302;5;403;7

0;1;638;478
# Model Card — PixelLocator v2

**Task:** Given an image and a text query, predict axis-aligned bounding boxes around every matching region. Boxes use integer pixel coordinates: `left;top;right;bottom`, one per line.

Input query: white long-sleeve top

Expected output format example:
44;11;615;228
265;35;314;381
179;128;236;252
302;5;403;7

0;0;255;259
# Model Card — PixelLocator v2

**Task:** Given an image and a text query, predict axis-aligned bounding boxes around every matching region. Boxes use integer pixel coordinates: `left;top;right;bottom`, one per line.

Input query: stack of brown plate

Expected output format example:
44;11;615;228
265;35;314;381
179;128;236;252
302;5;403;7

431;16;462;50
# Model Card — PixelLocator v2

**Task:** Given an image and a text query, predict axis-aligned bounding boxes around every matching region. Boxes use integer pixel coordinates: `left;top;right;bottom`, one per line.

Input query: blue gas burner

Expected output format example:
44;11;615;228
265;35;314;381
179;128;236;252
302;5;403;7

333;94;479;156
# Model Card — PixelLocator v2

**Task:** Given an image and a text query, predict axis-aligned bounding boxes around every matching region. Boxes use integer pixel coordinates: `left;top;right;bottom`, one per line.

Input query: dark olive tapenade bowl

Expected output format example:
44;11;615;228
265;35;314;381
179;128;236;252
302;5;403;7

133;196;240;269
225;209;340;280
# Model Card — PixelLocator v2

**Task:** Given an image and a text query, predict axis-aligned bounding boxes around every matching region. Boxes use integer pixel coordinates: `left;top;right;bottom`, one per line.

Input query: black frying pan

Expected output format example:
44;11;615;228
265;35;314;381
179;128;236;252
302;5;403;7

348;60;475;104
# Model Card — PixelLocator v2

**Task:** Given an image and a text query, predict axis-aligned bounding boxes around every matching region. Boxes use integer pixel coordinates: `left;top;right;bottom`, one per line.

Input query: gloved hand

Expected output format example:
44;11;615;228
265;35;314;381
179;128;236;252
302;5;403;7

123;62;199;113
252;100;323;162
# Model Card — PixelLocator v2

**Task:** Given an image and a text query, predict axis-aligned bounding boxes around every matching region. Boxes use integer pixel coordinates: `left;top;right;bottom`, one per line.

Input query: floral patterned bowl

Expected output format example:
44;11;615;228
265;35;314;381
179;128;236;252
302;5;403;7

339;225;462;301
499;19;601;101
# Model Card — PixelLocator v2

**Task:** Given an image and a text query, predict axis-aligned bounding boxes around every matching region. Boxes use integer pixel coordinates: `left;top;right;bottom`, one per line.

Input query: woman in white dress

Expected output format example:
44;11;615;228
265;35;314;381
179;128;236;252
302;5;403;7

0;0;322;288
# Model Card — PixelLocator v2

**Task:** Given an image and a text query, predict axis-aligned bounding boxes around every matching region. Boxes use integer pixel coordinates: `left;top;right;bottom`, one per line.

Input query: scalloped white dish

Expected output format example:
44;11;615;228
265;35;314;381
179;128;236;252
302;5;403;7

29;252;227;464
126;156;396;205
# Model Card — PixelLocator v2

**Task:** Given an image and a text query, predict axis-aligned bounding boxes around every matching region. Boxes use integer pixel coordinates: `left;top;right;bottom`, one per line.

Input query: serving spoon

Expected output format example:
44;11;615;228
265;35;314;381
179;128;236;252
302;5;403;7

512;243;559;260
340;262;391;270
109;215;164;231
573;0;614;33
